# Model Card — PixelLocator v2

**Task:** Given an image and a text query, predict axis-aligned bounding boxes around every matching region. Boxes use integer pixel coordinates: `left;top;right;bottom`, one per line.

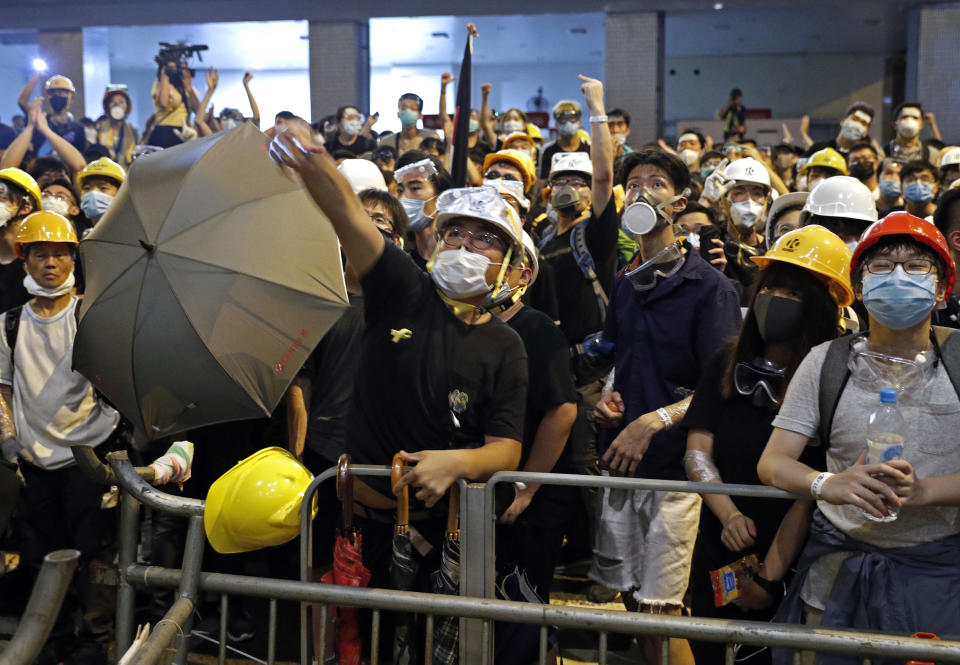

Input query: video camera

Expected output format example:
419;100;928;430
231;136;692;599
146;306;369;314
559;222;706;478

154;42;209;79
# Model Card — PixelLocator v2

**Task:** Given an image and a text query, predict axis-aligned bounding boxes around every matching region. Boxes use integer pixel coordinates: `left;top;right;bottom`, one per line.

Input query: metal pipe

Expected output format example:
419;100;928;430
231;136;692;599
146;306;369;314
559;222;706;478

107;451;203;517
0;550;80;665
173;515;205;665
115;491;141;659
127;597;194;665
598;631;607;665
267;599;277;665
538;626;547;665
424;614;434;665
725;642;734;665
125;565;960;663
73;445;157;485
218;594;228;665
370;609;380;665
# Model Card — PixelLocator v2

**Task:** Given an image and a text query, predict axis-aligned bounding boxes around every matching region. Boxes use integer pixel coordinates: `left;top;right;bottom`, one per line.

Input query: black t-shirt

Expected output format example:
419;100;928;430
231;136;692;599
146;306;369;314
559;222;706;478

0;124;16;150
0;260;29;315
345;244;528;495
297;294;365;464
506;306;577;465
539;199;618;345
537;139;591;179
684;344;824;575
325;132;376;157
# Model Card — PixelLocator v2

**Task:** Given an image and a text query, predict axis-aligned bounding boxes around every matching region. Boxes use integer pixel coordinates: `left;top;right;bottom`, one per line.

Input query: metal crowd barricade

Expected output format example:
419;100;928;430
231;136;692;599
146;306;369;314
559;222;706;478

101;452;960;665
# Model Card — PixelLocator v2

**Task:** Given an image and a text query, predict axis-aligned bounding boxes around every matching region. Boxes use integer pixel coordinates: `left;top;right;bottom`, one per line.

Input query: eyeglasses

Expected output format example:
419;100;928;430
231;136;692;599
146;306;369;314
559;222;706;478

484;169;521;183
441;225;505;252
550;175;588;188
43;191;74;203
865;258;935;276
367;211;395;236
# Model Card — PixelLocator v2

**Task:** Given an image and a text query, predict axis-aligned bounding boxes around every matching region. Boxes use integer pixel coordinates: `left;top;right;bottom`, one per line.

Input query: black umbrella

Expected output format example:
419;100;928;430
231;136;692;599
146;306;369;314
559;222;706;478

389;454;418;665
431;484;461;665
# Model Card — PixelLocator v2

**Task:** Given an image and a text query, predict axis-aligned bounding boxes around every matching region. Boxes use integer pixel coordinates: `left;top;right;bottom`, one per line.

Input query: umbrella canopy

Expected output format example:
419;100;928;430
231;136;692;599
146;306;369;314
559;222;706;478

73;123;348;439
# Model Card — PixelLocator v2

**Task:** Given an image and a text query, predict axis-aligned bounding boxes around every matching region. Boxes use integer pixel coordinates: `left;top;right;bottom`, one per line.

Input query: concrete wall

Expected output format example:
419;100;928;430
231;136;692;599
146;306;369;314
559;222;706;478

914;4;960;144
605;12;663;146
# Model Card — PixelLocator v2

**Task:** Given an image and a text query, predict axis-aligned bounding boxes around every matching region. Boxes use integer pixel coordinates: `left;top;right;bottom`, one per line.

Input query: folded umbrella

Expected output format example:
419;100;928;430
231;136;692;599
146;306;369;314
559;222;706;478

390;454;418;665
431;484;461;665
74;122;349;440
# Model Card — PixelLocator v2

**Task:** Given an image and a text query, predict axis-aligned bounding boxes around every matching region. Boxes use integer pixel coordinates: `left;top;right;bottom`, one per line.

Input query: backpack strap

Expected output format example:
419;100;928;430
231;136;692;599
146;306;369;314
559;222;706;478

931;325;960;400
4;306;22;357
570;224;608;321
817;334;854;449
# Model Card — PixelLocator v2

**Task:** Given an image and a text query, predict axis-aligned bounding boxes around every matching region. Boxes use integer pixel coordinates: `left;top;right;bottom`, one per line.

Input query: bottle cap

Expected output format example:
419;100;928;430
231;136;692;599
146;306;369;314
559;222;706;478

880;388;897;404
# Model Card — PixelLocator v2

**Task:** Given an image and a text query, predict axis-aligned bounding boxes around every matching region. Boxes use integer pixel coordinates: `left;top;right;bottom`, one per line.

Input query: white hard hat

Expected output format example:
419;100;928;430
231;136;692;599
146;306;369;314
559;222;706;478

802;175;877;222
549;152;592;181
434;186;524;252
521;230;539;286
940;147;960;168
337;159;387;193
724;157;771;191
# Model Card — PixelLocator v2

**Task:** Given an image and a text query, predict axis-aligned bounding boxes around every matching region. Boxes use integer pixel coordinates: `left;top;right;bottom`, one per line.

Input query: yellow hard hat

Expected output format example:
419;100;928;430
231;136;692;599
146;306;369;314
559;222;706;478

751;224;854;307
802;147;848;176
76;158;126;190
526;122;543;141
44;75;76;94
483;149;536;193
0;168;42;213
204;447;317;554
14;211;79;259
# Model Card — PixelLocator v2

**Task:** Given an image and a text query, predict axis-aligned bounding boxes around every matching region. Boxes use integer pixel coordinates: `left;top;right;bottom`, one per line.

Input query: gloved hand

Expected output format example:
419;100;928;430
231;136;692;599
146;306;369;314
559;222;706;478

699;157;731;206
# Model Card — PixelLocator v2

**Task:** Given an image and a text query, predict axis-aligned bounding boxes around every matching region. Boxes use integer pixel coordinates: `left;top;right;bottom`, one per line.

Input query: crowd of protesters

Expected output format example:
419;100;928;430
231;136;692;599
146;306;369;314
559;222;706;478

0;28;959;665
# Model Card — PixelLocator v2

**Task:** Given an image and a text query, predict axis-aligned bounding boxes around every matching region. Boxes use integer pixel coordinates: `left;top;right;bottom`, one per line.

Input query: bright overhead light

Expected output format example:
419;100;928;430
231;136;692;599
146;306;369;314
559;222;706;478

32;58;47;71
713;2;724;9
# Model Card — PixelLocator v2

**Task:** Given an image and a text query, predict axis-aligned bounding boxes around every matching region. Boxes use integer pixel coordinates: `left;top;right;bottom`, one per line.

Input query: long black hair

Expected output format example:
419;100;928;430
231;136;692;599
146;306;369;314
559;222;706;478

721;262;840;403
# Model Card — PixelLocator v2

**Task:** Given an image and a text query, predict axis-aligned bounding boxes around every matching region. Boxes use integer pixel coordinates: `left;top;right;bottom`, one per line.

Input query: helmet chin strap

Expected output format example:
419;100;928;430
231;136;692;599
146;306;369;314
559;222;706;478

427;243;518;317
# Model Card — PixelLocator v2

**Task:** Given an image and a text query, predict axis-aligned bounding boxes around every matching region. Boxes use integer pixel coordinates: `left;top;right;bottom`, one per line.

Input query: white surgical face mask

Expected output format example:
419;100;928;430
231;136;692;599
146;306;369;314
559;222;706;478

42;195;71;216
110;105;126;121
503;120;524;134
729;199;765;230
24;270;75;298
897;117;920;139
0;203;16;228
80;190;114;220
808;177;825;192
613;133;627;146
431;247;493;299
841;118;866;141
678;149;699;167
342;119;363;136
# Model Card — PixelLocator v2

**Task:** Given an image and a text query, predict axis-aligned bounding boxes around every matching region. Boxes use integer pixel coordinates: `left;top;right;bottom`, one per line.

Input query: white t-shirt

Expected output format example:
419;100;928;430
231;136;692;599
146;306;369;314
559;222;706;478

0;297;119;470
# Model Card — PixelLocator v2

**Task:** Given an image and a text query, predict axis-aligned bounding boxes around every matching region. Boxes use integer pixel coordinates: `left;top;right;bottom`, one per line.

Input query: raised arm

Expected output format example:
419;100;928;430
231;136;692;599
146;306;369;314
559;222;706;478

439;72;455;140
242;71;260;128
270;124;385;276
154;65;174;111
196;68;218;120
34;103;85;173
480;82;497;147
17;72;43;115
0;106;36;169
579;74;613;214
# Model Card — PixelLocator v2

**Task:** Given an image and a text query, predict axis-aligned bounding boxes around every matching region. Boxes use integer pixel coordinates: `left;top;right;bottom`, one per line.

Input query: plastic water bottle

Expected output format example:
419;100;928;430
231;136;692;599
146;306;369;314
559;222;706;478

864;388;905;522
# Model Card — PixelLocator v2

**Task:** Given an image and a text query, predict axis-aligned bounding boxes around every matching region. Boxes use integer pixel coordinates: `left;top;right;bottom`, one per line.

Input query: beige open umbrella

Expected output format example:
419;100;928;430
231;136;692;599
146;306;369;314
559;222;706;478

73;122;348;440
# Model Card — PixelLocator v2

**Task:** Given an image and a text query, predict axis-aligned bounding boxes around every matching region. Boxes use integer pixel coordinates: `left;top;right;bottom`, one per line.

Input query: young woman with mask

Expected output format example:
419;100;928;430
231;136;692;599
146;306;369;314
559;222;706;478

684;224;853;665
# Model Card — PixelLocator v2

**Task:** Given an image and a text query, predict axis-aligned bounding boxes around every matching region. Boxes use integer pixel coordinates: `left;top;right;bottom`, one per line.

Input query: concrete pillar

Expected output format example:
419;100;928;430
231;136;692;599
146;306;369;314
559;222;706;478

604;11;663;146
37;29;86;121
82;27;111;121
907;3;960;144
308;21;370;123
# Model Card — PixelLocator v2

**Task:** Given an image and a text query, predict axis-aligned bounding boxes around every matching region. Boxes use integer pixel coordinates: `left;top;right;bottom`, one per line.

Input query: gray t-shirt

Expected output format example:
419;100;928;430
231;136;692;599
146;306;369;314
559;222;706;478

773;339;960;608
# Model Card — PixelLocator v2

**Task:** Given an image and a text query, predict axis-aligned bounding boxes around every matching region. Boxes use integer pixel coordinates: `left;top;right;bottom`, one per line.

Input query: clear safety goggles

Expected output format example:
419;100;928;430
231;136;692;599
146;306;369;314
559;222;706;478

847;337;936;394
623;242;684;292
734;359;786;406
394;158;438;184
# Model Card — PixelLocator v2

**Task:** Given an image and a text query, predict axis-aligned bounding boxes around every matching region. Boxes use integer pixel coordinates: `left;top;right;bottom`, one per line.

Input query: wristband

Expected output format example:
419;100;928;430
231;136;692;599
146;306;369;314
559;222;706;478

589;115;608;124
656;407;673;430
809;471;834;499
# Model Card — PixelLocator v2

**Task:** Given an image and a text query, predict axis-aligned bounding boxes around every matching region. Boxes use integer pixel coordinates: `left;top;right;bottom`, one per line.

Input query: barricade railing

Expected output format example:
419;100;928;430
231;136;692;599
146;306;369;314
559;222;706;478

103;453;960;665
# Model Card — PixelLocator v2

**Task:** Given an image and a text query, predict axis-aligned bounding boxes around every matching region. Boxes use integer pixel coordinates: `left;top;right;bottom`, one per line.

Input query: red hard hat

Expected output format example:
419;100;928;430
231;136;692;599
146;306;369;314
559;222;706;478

851;211;956;296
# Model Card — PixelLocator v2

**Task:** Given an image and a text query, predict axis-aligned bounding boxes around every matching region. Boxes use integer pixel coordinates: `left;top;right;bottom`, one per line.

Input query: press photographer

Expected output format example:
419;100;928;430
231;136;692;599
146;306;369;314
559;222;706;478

144;42;208;148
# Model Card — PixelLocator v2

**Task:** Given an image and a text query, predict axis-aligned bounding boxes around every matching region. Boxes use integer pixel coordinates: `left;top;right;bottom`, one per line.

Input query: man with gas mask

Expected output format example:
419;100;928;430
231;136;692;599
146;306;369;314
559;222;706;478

16;74;86;159
591;146;740;665
0;169;42;313
538;99;591;180
94;85;139;169
759;212;960;648
270;126;528;613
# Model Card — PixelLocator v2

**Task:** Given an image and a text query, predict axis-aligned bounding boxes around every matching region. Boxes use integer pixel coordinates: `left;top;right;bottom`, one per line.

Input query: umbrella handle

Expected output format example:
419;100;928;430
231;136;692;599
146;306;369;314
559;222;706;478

337;454;354;532
446;482;460;537
391;453;409;528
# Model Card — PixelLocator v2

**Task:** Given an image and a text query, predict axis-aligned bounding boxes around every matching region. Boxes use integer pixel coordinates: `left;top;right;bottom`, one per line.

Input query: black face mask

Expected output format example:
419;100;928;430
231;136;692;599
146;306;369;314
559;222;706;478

49;95;68;113
848;161;875;181
753;293;804;344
